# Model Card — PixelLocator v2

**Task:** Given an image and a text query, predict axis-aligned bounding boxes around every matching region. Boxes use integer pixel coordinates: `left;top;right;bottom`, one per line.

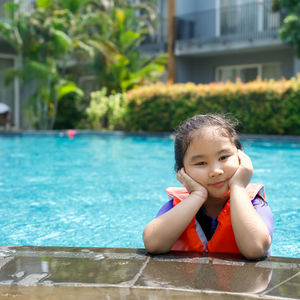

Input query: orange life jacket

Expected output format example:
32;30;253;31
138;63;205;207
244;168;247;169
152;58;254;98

165;184;265;254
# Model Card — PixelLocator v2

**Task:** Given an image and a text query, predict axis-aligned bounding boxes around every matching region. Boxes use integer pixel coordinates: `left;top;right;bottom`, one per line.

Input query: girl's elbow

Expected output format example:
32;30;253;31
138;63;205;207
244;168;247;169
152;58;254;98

242;235;272;260
144;242;170;254
143;226;170;254
243;248;265;260
143;232;159;254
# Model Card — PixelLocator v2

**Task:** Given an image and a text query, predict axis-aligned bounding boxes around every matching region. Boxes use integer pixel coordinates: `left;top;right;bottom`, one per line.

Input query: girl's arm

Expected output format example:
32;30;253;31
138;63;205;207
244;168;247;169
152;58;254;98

143;169;207;254
229;151;272;259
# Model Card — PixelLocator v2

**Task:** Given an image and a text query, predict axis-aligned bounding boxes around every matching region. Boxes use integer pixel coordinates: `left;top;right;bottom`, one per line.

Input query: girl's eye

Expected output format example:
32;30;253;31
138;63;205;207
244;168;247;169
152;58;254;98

220;155;229;161
195;161;206;166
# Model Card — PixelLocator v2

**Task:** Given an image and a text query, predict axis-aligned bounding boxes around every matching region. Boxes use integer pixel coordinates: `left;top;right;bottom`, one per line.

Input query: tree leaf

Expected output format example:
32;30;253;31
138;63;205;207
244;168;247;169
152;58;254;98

58;81;84;99
36;0;51;8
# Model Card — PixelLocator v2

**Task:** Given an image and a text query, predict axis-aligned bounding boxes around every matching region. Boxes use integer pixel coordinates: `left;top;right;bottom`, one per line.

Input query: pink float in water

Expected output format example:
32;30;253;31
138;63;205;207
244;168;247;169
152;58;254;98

67;130;77;138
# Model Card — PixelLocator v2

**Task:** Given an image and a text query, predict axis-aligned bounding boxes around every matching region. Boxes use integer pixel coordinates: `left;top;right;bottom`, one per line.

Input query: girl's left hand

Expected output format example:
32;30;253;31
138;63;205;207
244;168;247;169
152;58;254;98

229;150;253;188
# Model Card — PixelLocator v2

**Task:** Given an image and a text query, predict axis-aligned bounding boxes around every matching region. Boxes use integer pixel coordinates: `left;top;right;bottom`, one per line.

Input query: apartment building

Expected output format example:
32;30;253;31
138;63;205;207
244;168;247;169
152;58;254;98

142;0;299;84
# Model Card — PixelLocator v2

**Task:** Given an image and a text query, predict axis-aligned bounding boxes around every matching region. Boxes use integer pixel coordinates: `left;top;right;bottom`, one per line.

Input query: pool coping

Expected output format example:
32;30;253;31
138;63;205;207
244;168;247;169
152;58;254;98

0;246;299;299
1;129;300;142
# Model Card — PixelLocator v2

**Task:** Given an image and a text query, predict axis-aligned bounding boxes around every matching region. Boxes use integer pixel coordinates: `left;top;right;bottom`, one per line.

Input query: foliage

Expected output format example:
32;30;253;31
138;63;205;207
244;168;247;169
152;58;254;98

53;93;87;129
91;3;167;94
0;0;164;129
0;1;87;129
87;77;300;135
273;0;300;57
86;88;128;130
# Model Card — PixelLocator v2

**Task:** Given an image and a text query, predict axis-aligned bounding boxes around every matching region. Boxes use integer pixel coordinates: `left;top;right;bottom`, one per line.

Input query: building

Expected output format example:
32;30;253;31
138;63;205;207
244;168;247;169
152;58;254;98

142;0;300;84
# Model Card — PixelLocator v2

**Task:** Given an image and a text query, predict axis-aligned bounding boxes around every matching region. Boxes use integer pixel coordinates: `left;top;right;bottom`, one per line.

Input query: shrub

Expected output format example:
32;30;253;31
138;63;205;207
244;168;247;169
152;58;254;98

86;77;300;135
124;78;300;135
86;88;128;130
53;93;86;129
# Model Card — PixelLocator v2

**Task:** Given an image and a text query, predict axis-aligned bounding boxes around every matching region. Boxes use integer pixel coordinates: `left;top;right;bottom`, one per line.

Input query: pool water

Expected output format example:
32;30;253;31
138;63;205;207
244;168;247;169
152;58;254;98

0;134;299;258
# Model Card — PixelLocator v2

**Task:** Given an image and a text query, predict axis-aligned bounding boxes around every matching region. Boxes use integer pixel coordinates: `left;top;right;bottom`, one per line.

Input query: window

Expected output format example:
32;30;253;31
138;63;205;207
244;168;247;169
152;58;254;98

220;0;242;35
261;63;281;79
216;63;281;82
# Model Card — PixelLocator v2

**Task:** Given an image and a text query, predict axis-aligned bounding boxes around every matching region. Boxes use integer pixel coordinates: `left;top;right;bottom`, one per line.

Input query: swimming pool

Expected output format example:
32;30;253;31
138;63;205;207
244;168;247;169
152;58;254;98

0;133;299;258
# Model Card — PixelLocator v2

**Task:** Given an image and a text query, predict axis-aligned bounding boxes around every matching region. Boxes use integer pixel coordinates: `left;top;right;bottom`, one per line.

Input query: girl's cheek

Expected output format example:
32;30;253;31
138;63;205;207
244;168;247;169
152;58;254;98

188;168;205;185
184;166;194;179
184;166;195;178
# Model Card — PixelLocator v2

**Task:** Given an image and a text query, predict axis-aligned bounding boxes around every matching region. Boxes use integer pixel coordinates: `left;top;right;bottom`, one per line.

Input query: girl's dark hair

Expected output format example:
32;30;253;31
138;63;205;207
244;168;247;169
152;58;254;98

174;114;242;172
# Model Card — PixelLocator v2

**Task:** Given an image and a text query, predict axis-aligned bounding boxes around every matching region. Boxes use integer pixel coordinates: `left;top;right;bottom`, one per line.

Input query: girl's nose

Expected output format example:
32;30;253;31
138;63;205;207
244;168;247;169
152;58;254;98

209;167;224;178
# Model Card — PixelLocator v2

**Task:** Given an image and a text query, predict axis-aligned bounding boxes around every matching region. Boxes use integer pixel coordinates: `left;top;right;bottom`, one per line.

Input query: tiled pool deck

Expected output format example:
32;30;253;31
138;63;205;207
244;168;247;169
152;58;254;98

0;246;299;299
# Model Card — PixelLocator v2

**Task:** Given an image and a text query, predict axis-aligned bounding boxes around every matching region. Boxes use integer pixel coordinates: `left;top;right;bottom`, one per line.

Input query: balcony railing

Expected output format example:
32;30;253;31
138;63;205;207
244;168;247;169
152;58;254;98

140;17;168;53
142;17;168;44
175;0;284;45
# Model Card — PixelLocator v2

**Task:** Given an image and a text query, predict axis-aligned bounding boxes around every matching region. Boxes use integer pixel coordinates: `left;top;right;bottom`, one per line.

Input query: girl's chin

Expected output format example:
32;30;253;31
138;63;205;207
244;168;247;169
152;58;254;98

208;189;230;201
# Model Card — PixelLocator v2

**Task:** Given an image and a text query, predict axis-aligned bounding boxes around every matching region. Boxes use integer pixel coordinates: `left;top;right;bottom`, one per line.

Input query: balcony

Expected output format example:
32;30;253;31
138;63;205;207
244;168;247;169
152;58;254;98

139;17;168;55
175;0;285;56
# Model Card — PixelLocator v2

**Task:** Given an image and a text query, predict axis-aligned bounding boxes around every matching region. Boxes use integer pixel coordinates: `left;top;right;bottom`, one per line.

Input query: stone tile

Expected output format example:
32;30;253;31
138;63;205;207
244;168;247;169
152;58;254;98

136;252;300;296
0;247;147;286
0;286;288;300
136;253;268;293
255;256;300;298
264;271;300;299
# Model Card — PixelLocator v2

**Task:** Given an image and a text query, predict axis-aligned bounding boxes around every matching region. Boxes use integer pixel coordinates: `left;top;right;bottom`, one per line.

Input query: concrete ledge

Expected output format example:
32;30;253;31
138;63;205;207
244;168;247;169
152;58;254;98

0;246;299;299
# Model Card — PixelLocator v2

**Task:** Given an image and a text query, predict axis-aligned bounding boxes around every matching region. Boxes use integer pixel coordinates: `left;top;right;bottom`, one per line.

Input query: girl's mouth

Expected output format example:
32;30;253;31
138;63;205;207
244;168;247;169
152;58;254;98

212;181;225;188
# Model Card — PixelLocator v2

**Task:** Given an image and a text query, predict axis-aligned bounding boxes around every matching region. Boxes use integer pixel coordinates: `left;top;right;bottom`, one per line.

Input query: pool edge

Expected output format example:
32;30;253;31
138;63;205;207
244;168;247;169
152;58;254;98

0;246;299;299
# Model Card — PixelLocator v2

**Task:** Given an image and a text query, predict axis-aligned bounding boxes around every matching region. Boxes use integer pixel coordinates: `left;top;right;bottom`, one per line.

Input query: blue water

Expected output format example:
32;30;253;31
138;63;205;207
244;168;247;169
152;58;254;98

0;134;299;258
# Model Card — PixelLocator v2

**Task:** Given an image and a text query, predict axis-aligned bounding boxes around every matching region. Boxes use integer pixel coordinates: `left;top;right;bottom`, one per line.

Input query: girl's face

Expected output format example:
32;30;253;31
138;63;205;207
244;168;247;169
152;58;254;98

183;127;240;200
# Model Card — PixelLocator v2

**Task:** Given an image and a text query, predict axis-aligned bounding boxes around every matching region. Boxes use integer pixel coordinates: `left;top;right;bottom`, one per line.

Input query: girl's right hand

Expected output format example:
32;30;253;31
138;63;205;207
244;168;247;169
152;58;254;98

177;168;208;200
229;150;253;189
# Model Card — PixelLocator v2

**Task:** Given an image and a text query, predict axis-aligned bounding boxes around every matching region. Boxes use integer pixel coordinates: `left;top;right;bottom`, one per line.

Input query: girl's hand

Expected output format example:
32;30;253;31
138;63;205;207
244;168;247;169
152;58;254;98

177;168;208;200
229;150;253;188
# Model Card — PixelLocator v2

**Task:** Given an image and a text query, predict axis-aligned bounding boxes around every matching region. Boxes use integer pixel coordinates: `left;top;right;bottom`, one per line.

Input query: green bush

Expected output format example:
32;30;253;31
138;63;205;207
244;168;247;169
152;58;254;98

53;93;86;130
86;78;300;135
86;88;128;130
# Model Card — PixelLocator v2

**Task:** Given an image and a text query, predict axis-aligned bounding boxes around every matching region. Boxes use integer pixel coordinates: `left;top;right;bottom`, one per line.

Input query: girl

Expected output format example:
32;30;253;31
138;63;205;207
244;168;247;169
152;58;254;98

143;114;273;259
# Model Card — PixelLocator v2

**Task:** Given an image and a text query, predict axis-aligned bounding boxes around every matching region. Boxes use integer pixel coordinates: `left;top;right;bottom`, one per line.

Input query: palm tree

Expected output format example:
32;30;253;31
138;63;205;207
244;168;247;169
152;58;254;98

91;0;167;93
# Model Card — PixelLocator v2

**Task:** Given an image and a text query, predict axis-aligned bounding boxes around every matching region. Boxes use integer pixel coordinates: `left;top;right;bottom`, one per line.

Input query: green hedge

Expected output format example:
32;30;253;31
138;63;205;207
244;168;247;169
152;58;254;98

86;78;300;135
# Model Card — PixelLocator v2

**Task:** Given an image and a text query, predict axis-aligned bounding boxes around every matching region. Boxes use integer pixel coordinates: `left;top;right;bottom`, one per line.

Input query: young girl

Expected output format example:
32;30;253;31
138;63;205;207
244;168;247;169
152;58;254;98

143;114;273;259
